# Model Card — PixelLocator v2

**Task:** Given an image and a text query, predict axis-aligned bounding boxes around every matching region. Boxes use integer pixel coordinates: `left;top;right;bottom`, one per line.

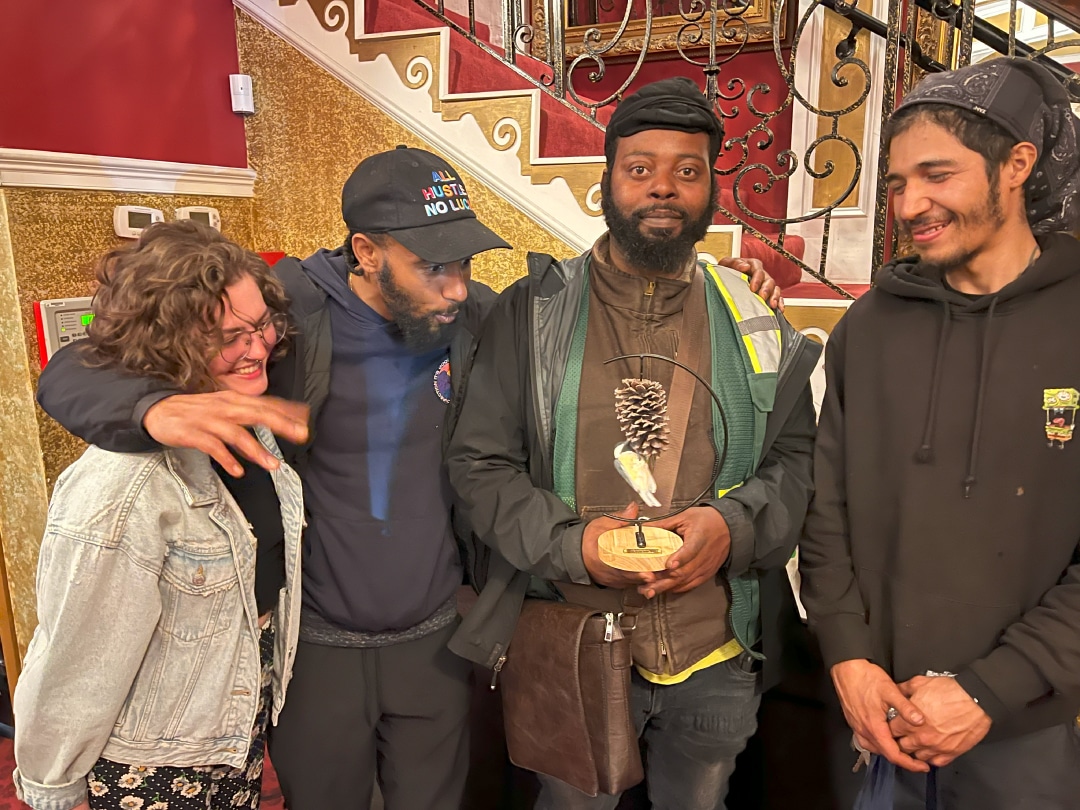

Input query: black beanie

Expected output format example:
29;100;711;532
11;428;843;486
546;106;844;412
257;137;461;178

604;77;724;166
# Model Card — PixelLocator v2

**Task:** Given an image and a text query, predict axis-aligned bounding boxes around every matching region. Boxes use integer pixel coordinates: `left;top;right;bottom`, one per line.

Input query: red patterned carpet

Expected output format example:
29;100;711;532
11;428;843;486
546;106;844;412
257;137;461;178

0;737;285;809
0;738;20;810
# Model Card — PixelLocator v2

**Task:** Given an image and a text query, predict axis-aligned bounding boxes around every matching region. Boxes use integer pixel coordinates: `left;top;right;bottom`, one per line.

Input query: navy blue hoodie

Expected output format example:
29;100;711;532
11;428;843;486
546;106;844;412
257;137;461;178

300;250;462;633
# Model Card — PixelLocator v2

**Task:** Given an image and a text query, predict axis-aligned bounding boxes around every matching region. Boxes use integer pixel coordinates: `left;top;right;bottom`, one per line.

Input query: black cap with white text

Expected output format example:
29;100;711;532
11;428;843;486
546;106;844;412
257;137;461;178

341;145;511;263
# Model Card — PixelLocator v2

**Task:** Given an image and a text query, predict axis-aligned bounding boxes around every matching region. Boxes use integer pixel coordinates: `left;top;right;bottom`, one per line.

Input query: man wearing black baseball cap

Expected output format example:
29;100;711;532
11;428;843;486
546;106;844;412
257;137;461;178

36;146;508;809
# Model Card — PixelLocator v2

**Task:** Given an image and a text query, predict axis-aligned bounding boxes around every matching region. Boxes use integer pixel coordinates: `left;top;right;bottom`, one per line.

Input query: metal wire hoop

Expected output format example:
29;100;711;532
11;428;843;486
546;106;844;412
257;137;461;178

600;352;729;527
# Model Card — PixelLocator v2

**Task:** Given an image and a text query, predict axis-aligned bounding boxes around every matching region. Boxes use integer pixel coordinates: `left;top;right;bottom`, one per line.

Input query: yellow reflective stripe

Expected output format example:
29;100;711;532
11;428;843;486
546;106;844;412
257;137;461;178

636;638;745;685
717;480;745;498
705;265;766;373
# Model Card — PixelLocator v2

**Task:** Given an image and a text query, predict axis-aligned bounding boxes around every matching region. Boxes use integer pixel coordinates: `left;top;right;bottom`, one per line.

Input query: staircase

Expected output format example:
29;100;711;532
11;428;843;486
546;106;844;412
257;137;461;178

237;0;813;289
239;0;1080;292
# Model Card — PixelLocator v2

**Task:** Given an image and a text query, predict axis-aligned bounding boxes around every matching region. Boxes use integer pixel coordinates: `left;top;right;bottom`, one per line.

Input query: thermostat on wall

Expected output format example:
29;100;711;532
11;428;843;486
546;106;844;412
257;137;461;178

113;205;163;239
34;297;94;368
176;206;221;230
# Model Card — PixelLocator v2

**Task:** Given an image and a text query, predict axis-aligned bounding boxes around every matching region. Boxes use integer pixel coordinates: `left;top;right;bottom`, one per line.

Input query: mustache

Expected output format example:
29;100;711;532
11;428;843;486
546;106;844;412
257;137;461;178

899;213;952;231
634;204;688;220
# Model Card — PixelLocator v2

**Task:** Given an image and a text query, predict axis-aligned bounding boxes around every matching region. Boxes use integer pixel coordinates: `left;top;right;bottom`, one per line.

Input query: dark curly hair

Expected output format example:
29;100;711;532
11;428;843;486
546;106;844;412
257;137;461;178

884;104;1017;191
80;220;290;393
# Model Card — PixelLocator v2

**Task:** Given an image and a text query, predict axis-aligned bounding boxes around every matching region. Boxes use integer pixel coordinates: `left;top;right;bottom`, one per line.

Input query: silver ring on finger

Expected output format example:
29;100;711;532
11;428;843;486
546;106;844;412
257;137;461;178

886;707;899;721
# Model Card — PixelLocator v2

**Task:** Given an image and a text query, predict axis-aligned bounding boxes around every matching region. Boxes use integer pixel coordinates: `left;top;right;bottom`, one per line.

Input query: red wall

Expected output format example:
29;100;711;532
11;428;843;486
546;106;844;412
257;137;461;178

0;0;248;167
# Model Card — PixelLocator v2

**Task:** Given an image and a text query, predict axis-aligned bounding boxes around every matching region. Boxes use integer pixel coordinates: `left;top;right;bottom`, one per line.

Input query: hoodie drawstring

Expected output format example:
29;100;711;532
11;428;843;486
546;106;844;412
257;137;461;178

963;296;999;498
915;297;1000;498
915;300;952;464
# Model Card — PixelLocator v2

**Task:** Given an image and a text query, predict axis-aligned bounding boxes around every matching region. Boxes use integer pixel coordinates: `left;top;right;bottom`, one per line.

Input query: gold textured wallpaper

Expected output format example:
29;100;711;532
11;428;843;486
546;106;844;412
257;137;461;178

0;190;47;678
0;188;254;661
236;9;571;292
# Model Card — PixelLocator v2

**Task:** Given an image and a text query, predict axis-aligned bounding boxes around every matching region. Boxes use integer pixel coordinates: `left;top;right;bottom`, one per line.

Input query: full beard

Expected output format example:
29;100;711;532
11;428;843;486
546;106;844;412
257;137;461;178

600;175;717;276
376;259;458;353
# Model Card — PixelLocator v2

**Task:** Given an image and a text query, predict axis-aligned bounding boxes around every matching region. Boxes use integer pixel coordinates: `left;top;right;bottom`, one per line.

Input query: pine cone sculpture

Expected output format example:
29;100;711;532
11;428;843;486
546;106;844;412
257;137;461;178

614;378;671;462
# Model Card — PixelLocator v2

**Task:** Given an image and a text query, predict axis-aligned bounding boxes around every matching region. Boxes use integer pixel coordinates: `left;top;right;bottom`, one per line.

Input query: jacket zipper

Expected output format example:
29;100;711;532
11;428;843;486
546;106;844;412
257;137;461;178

641;280;658;376
604;611;623;642
657;593;669;668
489;654;507;690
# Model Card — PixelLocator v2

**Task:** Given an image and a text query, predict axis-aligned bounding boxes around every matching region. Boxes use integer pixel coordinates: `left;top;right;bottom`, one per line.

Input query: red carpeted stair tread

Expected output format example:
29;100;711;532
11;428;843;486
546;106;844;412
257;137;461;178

366;0;605;158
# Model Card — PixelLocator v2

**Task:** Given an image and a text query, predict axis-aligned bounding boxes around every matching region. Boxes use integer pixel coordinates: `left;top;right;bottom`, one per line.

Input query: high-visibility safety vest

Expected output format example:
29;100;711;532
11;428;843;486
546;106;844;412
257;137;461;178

704;263;782;376
702;262;782;478
551;258;785;659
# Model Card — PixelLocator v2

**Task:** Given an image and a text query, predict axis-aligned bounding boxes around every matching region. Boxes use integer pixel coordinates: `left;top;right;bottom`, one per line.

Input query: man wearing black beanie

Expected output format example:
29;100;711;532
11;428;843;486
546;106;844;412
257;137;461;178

448;77;819;809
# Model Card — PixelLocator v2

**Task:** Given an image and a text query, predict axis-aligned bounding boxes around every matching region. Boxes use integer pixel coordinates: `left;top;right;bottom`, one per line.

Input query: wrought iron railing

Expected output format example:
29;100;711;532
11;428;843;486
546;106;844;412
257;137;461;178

413;0;1080;293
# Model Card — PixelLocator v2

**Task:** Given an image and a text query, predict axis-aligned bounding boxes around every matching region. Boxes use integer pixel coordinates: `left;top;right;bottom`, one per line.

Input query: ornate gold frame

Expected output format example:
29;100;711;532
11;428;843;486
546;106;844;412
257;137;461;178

535;0;794;61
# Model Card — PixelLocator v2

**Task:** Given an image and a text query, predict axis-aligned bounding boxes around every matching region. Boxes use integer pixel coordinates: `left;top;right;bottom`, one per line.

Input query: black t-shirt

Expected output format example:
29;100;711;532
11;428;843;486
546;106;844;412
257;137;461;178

212;454;285;615
942;276;984;302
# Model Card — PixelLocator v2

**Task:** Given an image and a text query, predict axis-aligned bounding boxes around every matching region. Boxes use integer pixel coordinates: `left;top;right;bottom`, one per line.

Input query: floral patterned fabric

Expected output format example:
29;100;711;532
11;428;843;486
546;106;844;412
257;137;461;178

86;624;274;810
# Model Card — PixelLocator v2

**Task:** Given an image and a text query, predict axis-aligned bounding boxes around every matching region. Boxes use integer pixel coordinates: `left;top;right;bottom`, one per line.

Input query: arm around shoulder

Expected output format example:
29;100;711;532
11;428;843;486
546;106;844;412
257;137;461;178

37;343;176;452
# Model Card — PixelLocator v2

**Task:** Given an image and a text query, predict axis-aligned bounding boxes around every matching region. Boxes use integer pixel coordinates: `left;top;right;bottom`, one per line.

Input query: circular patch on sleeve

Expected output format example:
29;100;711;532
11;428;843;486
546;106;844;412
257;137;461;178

434;358;452;403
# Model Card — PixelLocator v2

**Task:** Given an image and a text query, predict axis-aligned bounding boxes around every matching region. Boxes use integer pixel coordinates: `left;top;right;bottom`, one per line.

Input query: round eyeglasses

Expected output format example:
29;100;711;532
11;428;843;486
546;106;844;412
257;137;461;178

218;312;288;364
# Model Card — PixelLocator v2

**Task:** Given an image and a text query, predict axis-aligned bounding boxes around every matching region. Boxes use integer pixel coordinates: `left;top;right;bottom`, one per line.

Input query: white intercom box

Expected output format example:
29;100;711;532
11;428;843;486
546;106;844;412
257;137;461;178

34;297;94;367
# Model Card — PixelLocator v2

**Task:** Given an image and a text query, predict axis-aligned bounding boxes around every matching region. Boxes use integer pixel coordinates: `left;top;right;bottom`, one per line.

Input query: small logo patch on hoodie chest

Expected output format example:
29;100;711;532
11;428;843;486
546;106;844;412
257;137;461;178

1043;388;1079;448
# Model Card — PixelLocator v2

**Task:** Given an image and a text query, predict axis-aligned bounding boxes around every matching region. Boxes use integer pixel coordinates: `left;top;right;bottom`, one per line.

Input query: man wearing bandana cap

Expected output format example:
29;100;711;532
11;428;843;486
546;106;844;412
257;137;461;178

448;77;819;808
801;57;1080;807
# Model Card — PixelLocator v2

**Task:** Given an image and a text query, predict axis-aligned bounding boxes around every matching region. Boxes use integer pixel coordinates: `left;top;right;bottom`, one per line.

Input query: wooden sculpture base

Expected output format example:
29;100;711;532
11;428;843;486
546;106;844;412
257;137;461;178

597;526;684;572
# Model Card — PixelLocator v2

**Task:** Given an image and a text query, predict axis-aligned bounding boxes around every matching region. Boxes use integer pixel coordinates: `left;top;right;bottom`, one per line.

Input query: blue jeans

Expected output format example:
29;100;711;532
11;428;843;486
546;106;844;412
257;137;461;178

536;652;761;810
892;722;1080;810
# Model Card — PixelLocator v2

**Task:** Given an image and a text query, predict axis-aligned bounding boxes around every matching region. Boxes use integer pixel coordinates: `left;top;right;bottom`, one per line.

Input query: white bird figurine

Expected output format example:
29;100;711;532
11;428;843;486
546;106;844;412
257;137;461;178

614;441;661;507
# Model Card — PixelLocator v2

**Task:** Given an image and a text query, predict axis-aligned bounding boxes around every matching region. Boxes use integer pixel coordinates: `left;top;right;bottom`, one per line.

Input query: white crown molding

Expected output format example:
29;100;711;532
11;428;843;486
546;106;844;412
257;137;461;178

0;149;257;197
234;0;604;252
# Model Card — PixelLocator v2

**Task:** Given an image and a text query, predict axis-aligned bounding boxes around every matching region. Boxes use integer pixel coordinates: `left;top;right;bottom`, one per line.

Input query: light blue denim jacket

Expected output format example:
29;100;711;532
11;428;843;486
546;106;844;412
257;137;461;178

13;426;304;810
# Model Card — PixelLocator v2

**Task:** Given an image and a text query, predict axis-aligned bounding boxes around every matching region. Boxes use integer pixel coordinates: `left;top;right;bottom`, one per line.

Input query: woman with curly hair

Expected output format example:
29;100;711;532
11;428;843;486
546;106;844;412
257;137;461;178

13;221;304;810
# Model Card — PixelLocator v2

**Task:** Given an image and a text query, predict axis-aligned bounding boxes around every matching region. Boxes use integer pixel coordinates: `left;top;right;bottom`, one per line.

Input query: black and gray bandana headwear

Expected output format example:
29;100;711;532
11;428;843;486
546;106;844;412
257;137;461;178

604;77;724;165
896;57;1080;234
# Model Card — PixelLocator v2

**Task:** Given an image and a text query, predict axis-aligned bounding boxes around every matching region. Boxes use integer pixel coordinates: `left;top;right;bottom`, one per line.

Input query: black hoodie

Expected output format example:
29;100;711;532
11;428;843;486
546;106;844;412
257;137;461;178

801;232;1080;739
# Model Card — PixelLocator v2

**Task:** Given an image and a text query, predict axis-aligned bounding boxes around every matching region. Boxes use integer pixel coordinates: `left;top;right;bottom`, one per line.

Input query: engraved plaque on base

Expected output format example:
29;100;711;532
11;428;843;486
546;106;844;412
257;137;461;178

597;526;683;572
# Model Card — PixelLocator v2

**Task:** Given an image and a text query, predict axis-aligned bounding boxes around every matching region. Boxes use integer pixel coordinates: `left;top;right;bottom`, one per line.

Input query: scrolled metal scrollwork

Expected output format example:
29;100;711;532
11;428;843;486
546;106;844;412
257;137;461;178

564;1;653;115
408;0;1080;289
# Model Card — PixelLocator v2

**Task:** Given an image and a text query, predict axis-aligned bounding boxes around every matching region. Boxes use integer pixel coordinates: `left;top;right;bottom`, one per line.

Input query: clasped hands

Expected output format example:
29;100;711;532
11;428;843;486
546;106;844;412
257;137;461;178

831;659;992;773
582;503;732;598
